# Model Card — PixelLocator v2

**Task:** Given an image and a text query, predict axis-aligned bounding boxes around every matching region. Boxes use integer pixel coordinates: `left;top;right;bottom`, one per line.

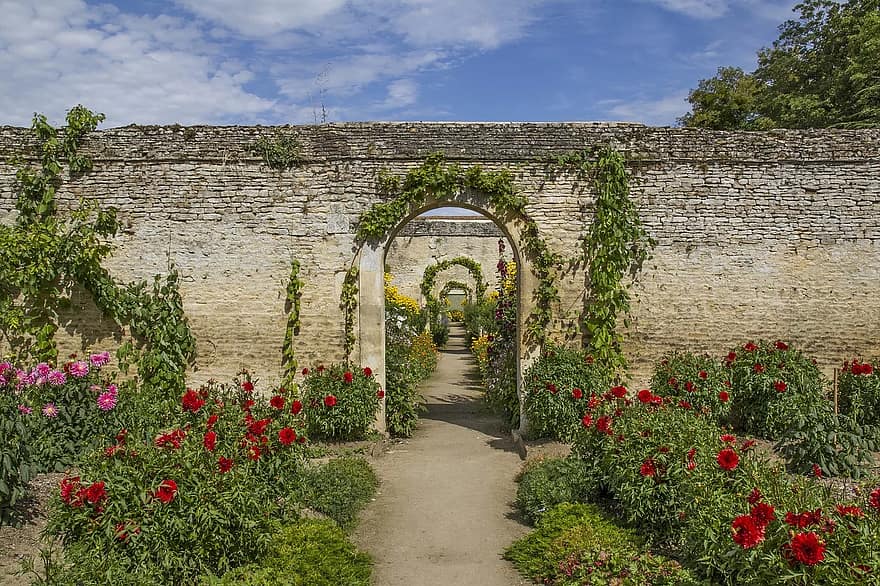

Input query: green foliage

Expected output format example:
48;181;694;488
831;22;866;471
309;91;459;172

438;279;471;303
205;520;372;586
301;457;378;529
515;457;594;525
431;322;449;347
505;503;702;586
775;408;877;479
247;132;302;170
726;340;829;440
340;267;358;362
522;343;612;440
681;0;880;129
0;373;38;525
300;364;381;440
421;256;486;302
384;335;433;438
461;296;496;343
651;351;732;424
43;377;308;585
838;359;880;428
281;260;303;389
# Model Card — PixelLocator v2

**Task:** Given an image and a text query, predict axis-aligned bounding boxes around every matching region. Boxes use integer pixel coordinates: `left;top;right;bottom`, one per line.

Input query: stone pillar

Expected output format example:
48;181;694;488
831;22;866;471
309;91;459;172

358;243;387;435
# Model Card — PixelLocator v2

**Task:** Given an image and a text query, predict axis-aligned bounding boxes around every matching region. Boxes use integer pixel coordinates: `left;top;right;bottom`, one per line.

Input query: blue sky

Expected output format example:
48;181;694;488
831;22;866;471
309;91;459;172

0;0;799;128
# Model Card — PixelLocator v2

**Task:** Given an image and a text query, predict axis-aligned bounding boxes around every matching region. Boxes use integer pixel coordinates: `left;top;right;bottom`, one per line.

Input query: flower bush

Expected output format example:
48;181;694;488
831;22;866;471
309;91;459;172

838;358;880;429
726;340;829;440
300;364;382;440
522;343;611;440
650;350;732;424
385;334;434;438
44;375;309;584
300;456;378;529
515;456;593;524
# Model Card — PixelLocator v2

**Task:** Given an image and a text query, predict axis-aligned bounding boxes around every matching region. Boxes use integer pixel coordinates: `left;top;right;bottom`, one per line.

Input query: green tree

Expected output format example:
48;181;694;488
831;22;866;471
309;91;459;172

681;0;880;129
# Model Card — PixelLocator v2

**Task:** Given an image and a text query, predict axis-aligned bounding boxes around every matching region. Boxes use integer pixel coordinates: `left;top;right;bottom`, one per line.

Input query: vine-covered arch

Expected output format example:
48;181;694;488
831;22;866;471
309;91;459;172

439;280;473;303
420;256;485;303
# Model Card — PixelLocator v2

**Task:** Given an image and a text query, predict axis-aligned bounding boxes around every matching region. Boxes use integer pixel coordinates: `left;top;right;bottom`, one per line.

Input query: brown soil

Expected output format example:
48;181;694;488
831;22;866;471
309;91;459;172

352;326;529;586
0;472;63;586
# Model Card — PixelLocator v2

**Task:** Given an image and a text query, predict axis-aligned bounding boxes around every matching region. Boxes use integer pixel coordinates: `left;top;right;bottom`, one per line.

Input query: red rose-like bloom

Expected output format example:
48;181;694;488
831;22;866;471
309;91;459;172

753;363;765;374
218;457;234;473
787;532;825;566
685;381;695;393
721;434;736;443
774;380;787;393
640;458;656;478
248;418;271;436
546;382;557;394
60;477;80;505
154;479;177;504
84;481;106;504
571;388;583;400
581;414;593;428
248;445;262;461
835;505;863;517
726;351;737;363
206;414;219;429
241;381;254;393
270;395;285;410
679;400;692;410
750;502;776;527
377;389;385;399
181;389;205;413
637;389;653;404
610;385;627;398
731;515;765;548
323;395;337;408
596;416;612;435
775;340;789;350
343;371;354;384
291;400;303;415
717;448;739;471
278;427;297;445
363;367;373;377
719;391;730;403
744;342;758;352
301;367;309;376
869;488;880;511
698;370;708;379
748;488;762;505
203;430;217;452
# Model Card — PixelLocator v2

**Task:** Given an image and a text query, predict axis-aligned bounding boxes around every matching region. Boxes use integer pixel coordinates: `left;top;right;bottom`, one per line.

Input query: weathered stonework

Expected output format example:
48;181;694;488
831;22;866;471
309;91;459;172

1;122;878;407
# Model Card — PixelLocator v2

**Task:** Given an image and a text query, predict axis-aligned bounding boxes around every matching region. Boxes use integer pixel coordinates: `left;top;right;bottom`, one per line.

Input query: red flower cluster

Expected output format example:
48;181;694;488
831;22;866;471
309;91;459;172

155;428;187;449
595;416;613;435
785;509;823;529
59;477;107;508
743;342;758;352
717;448;739;471
203;430;217;452
153;479;177;504
291;400;303;415
637;389;662;405
835;504;864;517
610;385;627;398
343;371;354;384
845;360;875;375
639;458;657;478
270;395;285;410
870;487;880;511
774;380;787;393
324;394;337;407
731;515;764;548
718;390;730;403
571;388;583;400
775;340;789;351
182;389;206;413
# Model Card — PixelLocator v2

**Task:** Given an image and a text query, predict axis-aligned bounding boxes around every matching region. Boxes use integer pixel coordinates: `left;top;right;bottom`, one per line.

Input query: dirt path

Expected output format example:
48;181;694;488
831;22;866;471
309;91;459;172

354;326;529;586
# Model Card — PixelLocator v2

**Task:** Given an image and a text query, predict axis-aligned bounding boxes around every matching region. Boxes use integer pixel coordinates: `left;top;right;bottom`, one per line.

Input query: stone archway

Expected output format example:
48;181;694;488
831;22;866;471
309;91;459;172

357;200;539;434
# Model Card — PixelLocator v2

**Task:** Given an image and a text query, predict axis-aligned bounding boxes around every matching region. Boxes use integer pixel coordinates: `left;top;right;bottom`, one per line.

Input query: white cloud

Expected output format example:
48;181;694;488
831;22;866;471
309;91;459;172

600;91;691;126
645;0;729;19
173;0;348;37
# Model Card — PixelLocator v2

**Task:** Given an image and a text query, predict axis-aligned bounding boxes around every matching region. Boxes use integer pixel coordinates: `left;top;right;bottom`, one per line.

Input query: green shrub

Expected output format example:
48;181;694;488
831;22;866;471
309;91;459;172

726;340;829;440
515;457;594;524
385;340;430;438
522;343;612;440
462;297;496;343
44;377;308;585
0;362;38;525
431;323;449;347
505;503;701;586
300;364;382;440
838;358;880;428
204;519;372;586
302;456;378;529
651;351;732;424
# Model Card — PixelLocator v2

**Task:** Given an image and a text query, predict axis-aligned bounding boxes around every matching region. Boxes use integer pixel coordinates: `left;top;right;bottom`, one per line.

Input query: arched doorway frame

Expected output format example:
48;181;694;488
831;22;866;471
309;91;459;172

357;195;538;434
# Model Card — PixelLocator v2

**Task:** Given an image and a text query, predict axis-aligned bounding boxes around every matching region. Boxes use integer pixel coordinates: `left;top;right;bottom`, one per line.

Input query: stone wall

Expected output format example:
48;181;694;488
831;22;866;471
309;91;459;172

1;122;878;391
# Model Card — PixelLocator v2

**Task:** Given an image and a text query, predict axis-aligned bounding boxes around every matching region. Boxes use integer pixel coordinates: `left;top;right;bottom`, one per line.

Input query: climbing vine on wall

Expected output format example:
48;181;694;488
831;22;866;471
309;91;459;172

281;260;303;388
0;105;196;404
340;266;359;363
439;280;472;302
553;147;654;376
247;131;302;171
355;153;561;346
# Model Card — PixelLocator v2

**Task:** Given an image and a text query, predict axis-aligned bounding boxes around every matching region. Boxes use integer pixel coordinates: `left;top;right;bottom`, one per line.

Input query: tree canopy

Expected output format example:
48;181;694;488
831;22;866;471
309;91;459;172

680;0;880;129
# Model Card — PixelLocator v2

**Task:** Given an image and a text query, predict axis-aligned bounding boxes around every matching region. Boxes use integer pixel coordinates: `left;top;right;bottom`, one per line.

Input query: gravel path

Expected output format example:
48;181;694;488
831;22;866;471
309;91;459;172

354;326;529;586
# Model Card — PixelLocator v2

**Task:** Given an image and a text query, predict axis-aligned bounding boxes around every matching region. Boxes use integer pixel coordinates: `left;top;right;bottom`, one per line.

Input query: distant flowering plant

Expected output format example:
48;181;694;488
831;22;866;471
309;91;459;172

650;351;732;424
838;358;880;427
300;363;382;440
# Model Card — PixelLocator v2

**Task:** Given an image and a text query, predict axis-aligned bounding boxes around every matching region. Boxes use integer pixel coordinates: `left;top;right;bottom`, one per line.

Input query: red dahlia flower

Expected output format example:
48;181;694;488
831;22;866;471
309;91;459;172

153;479;177;504
278;427;297;445
203;430;217;452
753;363;765;374
270;395;285;410
870;488;880;511
721;434;736;443
748;488;762;505
731;515;765;548
218;457;234;473
750;502;776;527
181;389;205;413
698;370;708;379
611;385;627;398
639;458;657;478
291;400;303;415
581;414;593;428
637;389;653;404
206;414;219;429
786;532;825;566
596;416;612;435
84;481;106;504
377;389;385;399
324;395;337;408
718;391;730;403
774;380;787;393
726;351;737;364
343;371;354;384
775;340;789;350
546;382;557;394
241;381;254;393
363;367;373;377
744;342;758;352
571;388;583;400
685;381;695;392
717;448;739;471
